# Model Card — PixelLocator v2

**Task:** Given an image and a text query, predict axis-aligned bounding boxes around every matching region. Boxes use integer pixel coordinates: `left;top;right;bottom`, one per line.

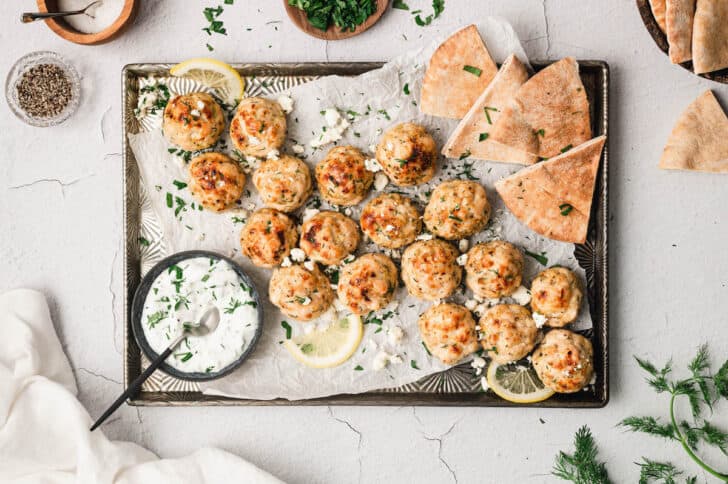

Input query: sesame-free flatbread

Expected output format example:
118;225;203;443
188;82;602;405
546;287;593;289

692;0;728;74
488;57;591;160
420;24;498;119
495;136;606;243
666;0;696;63
441;54;537;165
650;0;668;32
659;90;728;173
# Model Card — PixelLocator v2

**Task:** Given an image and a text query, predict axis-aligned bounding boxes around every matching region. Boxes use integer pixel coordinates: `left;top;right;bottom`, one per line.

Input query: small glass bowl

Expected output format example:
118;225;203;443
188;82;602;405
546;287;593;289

5;51;81;127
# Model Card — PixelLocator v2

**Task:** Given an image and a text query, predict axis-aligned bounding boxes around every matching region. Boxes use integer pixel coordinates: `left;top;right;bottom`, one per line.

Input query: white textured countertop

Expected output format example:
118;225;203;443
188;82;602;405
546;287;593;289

1;1;727;482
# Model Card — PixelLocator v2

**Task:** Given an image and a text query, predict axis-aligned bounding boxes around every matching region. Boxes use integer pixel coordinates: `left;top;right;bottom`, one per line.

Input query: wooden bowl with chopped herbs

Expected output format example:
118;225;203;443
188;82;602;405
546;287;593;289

284;0;390;40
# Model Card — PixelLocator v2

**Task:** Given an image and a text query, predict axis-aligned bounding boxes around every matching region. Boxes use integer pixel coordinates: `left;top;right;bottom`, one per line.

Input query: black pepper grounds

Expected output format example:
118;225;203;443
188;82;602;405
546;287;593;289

16;64;73;118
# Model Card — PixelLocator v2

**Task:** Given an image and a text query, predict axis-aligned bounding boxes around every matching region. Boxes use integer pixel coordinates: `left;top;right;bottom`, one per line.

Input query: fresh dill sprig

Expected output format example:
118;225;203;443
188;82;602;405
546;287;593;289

552;425;611;484
635;458;694;484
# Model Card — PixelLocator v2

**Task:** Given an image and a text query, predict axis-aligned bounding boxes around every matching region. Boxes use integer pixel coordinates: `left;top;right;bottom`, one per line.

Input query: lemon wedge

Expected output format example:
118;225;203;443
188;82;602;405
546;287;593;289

169;58;244;106
284;315;363;369
486;361;555;404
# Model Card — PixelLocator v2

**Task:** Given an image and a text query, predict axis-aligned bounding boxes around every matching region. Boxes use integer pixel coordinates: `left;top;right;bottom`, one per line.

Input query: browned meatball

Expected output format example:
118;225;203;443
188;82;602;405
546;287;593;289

360;193;422;249
479;304;538;363
424;180;491;240
269;265;334;321
300;211;360;265
239;208;298;268
376;123;437;186
532;329;594;393
530;267;583;327
337;253;398;315
315;146;373;206
418;303;479;365
253;155;312;212
401;239;462;300
230;97;286;157
188;152;246;212
163;92;225;151
465;240;523;299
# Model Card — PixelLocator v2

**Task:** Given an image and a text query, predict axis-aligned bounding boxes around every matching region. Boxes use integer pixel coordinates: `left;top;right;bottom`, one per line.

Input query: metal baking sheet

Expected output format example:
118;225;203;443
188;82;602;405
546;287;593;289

122;61;609;407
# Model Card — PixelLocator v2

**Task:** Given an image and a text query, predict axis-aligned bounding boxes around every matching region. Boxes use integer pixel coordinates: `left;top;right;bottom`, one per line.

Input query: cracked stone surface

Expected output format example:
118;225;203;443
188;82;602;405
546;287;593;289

1;1;727;483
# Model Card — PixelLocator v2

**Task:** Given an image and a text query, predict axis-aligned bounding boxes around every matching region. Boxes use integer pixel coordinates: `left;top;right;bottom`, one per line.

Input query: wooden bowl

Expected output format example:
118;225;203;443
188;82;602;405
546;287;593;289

36;0;137;45
635;0;728;84
284;0;389;41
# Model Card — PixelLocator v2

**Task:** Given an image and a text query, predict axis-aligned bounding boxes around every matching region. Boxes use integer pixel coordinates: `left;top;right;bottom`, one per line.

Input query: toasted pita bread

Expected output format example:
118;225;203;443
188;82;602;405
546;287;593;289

692;0;728;74
650;0;668;32
495;136;606;243
659;90;728;173
488;57;591;160
666;0;696;63
420;25;498;119
442;55;538;165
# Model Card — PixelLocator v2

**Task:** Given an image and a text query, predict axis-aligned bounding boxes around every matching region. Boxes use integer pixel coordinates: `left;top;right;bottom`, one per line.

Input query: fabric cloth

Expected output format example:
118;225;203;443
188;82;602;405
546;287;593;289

0;288;283;484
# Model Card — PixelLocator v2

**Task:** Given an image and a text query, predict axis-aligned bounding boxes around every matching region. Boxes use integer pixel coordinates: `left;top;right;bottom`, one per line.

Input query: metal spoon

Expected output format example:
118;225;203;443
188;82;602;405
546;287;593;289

90;307;221;431
21;1;101;23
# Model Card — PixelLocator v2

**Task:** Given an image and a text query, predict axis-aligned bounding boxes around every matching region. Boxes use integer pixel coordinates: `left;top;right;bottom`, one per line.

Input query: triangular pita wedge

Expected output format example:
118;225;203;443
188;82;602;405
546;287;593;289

692;0;728;74
488;57;591;159
442;54;538;165
420;24;498;119
495;136;606;243
659;90;728;173
666;0;695;63
650;0;668;32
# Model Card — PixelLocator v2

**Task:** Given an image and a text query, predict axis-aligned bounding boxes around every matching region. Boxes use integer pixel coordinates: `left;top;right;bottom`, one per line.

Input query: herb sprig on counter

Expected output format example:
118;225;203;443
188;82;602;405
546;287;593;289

288;0;377;32
552;426;610;484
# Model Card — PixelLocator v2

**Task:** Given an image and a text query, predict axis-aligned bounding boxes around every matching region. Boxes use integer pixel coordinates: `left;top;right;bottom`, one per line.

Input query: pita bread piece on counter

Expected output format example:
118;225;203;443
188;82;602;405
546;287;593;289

666;0;696;64
650;0;668;32
495;136;606;244
659;90;728;173
442;54;538;165
692;0;728;74
488;57;591;160
420;24;498;119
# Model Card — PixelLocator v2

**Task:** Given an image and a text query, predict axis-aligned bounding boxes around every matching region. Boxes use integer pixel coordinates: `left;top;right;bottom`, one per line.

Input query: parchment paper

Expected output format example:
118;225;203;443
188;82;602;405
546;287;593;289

127;18;592;400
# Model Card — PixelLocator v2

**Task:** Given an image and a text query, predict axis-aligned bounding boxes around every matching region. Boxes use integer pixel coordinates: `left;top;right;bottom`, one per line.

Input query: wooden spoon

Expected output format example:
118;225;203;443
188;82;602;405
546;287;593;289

284;0;390;41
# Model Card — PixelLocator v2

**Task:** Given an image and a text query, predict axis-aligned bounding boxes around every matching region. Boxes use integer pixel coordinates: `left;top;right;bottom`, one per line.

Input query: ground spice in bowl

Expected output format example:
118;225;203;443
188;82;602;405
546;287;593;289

16;64;73;118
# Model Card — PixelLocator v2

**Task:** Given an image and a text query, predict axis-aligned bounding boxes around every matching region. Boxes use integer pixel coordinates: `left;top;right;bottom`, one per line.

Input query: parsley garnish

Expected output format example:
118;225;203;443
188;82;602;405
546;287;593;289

410;360;420;370
172;180;187;190
288;0;377;32
354;365;364;371
146;310;167;329
535;128;545;137
281;320;292;339
463;65;482;77
561;144;573;153
559;203;574;216
479;132;489;142
459;149;471;160
403;83;410;95
393;0;409;10
483;106;498;125
524;250;548;266
174;352;193;362
224;298;243;314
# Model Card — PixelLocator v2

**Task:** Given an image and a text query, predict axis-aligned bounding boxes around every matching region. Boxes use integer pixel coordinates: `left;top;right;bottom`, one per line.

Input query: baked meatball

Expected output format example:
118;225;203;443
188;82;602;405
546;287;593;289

530;267;583;327
315;146;373;206
401;239;461;300
424;180;491;240
269;264;334;321
376;123;437;186
337;253;398;315
479;304;538;364
300;211;359;265
532;329;594;393
360;193;422;249
239;208;298;268
163;92;225;151
230;97;286;157
253;155;312;212
418;303;479;365
188;152;246;212
465;241;523;299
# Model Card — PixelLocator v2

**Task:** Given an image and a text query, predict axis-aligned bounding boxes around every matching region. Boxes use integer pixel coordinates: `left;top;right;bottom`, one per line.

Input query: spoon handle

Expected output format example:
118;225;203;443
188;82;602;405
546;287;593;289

21;10;85;23
90;334;185;431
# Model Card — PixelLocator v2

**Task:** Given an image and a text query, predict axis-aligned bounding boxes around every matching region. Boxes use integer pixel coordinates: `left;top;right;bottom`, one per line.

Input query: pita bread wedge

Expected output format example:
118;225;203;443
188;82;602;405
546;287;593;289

488;57;591;160
692;0;728;74
650;0;668;32
495;136;606;243
666;0;696;63
442;54;538;165
659;90;728;173
420;25;498;119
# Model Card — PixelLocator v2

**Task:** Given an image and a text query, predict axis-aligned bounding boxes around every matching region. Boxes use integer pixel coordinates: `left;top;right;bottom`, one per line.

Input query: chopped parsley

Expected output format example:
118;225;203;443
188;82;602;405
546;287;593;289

561;144;573;153
224;298;243;314
393;0;409;9
459;149;471;160
559;203;574;216
288;0;377;32
403;83;410;95
483;106;498;125
479;132;489;142
174;352;194;362
535;128;545;137
463;65;482;77
354;365;364;371
138;236;151;247
281;320;292;339
525;250;549;266
410;360;420;370
172;180;187;190
146;310;167;329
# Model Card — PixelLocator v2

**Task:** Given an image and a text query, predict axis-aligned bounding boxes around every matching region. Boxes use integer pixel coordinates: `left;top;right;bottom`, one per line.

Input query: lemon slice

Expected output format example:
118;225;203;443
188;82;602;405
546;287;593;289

284;315;363;368
169;58;244;106
486;361;555;404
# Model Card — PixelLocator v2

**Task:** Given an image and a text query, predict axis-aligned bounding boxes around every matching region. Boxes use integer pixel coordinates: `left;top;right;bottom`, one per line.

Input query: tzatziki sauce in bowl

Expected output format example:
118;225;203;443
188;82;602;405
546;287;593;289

131;250;262;381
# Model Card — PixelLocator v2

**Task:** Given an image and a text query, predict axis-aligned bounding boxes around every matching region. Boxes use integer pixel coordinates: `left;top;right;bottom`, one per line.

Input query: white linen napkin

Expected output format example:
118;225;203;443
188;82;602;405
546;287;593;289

0;288;284;484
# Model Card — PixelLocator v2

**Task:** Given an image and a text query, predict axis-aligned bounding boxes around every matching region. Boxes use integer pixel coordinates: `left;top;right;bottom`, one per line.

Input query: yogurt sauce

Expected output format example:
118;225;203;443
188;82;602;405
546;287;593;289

57;0;125;34
141;256;259;374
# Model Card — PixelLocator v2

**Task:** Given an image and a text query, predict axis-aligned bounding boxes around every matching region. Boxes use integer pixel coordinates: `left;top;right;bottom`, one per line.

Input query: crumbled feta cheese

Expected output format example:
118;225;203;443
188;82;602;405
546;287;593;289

280;257;292;268
510;285;532;306
246;201;256;211
303;208;319;221
292;144;305;154
390;250;401;260
480;376;490;392
474;304;488;316
368;144;377;154
385;224;396;232
416;232;433;241
215;179;226;188
471;356;486;369
456;253;468;266
374;172;389;191
303;324;315;334
389;354;404;365
344;207;353;217
309;109;350;148
388;326;404;345
267;149;280;160
365;158;382;172
486;298;501;307
372;351;391;371
342;254;355;264
300;296;312;306
333;298;348;312
464;299;477;311
241;156;259;174
532;312;548;328
196;100;205;110
324;108;339;127
458;239;469;253
248;135;261;145
190;109;201;118
589;373;597;385
386;142;393;151
277;95;294;113
303;259;315;271
290;248;306;262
